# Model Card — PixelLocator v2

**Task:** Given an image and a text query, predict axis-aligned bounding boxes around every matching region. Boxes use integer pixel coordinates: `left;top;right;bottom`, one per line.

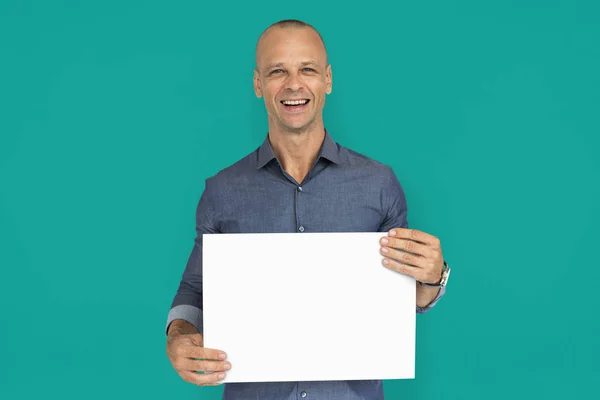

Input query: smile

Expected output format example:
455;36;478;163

280;99;310;113
281;99;310;106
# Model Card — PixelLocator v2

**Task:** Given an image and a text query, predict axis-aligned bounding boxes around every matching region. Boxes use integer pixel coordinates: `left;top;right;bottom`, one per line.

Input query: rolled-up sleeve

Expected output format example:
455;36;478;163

378;167;446;314
165;178;219;336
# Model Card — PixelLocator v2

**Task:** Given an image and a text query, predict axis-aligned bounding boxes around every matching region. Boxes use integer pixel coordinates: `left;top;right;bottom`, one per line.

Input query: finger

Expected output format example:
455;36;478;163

180;359;231;373
182;346;227;361
180;371;226;386
382;257;427;281
381;247;428;268
180;370;226;386
380;237;431;258
388;228;440;247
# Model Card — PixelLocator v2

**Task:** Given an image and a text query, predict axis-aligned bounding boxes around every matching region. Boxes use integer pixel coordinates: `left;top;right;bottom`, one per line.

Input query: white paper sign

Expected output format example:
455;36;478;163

202;232;415;383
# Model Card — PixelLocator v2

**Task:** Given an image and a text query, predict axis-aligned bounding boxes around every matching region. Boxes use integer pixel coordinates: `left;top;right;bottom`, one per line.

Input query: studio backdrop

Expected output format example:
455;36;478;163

1;1;598;399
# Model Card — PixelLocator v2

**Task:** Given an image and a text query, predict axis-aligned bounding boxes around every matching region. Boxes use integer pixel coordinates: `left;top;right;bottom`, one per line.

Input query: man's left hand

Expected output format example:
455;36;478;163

379;228;444;285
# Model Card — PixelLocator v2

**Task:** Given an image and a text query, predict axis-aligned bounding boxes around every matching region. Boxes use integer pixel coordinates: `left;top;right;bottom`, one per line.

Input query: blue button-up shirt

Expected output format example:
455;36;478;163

166;130;445;399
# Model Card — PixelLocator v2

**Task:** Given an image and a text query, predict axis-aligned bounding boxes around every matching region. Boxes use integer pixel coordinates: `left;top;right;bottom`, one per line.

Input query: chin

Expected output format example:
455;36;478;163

283;122;312;133
283;115;315;129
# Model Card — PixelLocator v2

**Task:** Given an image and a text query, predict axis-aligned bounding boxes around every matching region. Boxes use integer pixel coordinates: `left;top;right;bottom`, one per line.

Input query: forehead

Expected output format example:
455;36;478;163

256;27;326;69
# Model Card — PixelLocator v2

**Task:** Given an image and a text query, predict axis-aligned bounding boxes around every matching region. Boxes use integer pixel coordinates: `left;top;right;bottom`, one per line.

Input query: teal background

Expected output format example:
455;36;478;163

1;0;599;398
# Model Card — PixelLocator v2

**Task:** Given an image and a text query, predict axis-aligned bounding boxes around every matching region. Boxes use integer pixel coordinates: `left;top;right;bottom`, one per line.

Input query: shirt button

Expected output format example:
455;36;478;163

301;392;307;398
297;186;303;192
298;226;305;232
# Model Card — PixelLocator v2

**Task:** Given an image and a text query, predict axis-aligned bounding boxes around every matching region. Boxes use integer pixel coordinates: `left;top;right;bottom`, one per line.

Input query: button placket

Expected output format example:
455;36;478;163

295;185;304;232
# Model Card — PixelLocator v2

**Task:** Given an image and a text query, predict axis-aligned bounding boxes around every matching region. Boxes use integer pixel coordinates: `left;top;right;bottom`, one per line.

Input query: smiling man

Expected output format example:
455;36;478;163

165;19;449;400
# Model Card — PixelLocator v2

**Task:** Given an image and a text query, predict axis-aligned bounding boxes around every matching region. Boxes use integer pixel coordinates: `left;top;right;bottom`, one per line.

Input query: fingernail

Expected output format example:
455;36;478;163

381;247;388;253
219;353;227;360
381;238;388;245
383;259;389;265
389;230;397;237
224;363;231;370
218;373;226;379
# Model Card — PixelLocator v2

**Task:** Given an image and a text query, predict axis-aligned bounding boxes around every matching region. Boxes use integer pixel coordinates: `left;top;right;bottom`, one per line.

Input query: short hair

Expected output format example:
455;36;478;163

256;19;328;65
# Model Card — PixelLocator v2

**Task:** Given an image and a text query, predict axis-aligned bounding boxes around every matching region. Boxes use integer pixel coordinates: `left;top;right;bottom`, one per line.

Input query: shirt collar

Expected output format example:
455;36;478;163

319;130;342;165
256;129;341;169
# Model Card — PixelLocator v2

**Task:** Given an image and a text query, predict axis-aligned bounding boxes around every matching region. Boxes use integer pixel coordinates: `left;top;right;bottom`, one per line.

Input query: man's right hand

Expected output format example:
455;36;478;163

166;320;231;386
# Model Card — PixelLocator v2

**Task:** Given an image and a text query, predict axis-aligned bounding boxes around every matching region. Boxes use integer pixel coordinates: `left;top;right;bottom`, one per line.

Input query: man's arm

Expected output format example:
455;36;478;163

378;167;446;313
417;283;443;308
165;179;220;336
165;238;205;335
164;179;231;386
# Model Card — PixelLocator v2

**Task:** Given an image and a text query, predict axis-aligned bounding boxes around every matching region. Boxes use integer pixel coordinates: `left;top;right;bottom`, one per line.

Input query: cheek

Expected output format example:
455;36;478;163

309;80;327;98
263;85;281;106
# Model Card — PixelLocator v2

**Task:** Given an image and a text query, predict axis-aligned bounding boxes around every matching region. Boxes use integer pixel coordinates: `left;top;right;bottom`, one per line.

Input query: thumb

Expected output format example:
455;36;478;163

189;333;204;347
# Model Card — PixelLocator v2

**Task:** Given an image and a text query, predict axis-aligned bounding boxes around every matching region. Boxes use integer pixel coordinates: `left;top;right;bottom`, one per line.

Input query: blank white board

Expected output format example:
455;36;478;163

202;232;415;383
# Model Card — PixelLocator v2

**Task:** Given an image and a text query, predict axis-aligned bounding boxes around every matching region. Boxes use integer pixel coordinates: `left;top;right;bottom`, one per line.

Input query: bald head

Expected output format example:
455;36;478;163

255;19;328;70
252;19;332;135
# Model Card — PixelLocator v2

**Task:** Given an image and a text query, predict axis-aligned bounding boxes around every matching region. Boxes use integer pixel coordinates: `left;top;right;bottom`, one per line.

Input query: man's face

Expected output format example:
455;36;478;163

254;27;332;133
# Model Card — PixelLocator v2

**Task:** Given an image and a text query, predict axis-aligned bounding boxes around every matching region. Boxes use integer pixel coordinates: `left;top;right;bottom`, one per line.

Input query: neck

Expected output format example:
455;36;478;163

268;120;326;184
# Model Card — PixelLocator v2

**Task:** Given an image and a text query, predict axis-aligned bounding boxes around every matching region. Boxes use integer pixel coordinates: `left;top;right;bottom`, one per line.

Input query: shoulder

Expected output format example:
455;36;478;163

337;142;407;202
338;143;399;182
203;147;260;192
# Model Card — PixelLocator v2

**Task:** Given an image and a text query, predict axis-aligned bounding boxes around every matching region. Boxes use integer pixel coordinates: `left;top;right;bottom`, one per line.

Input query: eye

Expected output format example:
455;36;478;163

270;69;284;75
302;68;316;73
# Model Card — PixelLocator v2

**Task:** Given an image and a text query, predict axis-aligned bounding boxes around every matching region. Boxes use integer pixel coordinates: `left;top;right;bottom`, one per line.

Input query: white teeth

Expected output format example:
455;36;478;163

282;99;308;105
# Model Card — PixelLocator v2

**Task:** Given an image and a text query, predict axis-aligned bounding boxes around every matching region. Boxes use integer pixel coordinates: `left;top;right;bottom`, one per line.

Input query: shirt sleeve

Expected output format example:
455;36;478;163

165;178;220;336
378;167;446;314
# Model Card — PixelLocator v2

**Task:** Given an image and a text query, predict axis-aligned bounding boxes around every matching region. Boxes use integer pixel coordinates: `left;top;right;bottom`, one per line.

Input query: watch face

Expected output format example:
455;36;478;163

441;268;450;286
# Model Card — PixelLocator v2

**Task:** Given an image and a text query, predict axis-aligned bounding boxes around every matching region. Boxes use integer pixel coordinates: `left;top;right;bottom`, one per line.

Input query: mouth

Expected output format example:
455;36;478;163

280;99;310;113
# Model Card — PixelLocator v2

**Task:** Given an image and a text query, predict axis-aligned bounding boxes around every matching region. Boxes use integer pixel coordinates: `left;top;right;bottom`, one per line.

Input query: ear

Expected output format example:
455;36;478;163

253;69;263;98
325;64;332;94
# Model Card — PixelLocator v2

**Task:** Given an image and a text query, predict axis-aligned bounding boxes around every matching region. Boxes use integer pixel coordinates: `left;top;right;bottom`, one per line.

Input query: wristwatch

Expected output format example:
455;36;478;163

420;260;451;288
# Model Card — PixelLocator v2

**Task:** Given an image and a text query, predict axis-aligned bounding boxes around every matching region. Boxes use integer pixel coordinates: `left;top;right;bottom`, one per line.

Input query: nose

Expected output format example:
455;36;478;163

285;71;303;92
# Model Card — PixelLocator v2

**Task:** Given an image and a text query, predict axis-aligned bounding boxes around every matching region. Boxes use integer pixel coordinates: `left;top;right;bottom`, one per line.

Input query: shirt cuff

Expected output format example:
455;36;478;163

165;304;203;336
416;285;446;314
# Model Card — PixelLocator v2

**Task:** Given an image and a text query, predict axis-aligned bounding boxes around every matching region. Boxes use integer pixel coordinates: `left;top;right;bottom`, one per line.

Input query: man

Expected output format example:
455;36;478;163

165;19;448;399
